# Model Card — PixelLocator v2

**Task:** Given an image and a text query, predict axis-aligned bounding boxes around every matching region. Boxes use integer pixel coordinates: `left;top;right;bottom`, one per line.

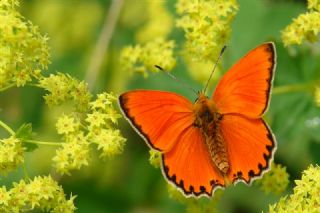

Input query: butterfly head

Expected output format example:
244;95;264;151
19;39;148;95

193;91;220;123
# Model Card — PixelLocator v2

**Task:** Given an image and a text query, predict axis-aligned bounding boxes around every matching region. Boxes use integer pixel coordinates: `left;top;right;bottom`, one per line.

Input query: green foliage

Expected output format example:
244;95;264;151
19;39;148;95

15;123;37;152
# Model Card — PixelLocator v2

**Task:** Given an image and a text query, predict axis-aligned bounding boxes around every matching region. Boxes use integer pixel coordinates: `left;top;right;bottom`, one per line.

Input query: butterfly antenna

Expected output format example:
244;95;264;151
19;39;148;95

203;45;227;94
154;65;198;95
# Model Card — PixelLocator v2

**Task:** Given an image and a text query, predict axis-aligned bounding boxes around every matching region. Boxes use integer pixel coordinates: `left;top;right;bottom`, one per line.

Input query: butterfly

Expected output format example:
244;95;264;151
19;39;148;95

119;42;277;197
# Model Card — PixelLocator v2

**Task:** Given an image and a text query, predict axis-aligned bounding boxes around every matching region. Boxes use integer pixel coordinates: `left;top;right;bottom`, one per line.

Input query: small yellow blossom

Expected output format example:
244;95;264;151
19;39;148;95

89;92;113;110
91;129;126;159
0;186;10;206
256;163;290;195
56;115;79;135
149;149;161;168
86;111;108;128
105;108;122;124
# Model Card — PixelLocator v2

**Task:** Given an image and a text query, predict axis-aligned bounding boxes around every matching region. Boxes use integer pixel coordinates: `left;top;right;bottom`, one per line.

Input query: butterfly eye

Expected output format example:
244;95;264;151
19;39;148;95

216;113;223;121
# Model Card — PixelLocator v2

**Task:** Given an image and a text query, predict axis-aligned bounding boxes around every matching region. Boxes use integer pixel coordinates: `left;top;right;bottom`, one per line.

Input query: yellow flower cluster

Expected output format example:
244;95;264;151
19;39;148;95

120;38;176;76
0;175;76;212
0;0;50;90
308;0;320;11
256;163;290;195
135;1;173;43
53;131;89;175
176;0;238;62
269;165;320;212
282;0;320;46
53;93;126;175
0;136;24;176
87;93;125;159
39;73;92;112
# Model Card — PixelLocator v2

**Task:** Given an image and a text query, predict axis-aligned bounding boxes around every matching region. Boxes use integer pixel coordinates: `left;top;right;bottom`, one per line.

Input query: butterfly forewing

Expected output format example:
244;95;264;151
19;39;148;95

213;42;276;118
119;90;195;152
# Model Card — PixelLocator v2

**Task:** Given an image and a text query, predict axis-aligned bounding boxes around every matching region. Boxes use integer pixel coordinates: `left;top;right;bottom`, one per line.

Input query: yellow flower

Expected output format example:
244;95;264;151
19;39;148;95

0;136;24;176
282;10;320;46
91;129;126;159
149;149;161;168
256;163;289;195
120;38;176;76
86;111;108;128
56;115;79;135
308;0;320;11
0;186;10;206
269;165;320;212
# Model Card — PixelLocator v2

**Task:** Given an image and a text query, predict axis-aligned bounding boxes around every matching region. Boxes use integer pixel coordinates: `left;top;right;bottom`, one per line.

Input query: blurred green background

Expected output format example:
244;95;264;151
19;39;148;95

1;0;320;212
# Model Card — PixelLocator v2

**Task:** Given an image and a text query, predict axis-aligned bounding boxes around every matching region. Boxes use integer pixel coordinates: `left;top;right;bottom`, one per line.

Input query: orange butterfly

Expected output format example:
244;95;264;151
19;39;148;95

119;42;277;197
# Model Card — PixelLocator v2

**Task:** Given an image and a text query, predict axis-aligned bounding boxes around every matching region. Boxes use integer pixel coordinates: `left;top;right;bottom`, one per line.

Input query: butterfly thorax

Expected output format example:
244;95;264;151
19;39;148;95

193;93;230;175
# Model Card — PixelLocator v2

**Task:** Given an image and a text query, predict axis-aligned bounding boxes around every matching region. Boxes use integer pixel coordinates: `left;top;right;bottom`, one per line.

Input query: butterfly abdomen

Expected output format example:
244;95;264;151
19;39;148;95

194;94;230;175
205;126;229;175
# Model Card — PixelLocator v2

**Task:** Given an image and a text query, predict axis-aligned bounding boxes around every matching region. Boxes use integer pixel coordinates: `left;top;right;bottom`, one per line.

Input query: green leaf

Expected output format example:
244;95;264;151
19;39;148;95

15;123;38;152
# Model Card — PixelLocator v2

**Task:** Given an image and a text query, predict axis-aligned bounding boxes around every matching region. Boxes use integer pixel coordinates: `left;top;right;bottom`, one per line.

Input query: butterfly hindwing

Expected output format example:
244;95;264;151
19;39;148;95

162;125;225;197
213;42;276;118
220;114;276;183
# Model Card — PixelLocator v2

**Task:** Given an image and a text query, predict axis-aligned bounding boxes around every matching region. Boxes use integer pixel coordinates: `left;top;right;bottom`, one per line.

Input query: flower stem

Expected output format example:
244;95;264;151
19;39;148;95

24;139;62;146
22;164;30;181
0;84;15;92
85;0;124;90
273;83;314;95
0;120;15;135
